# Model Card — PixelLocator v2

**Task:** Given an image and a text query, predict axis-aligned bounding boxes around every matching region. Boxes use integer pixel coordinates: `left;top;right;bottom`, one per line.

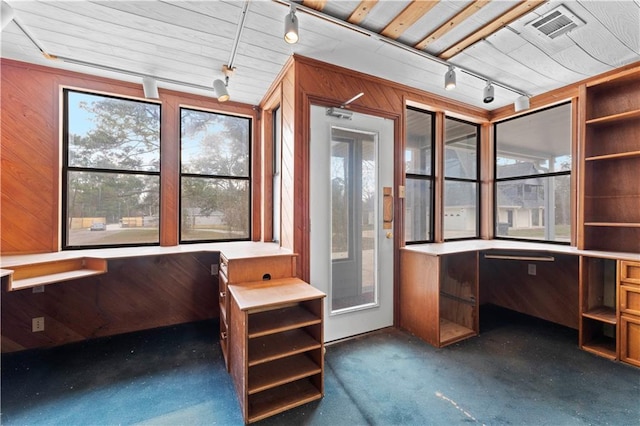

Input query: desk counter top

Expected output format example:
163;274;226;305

0;241;292;268
402;240;640;261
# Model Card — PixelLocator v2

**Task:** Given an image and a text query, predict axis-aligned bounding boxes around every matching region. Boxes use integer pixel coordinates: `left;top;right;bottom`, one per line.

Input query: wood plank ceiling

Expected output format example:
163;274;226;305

1;1;639;110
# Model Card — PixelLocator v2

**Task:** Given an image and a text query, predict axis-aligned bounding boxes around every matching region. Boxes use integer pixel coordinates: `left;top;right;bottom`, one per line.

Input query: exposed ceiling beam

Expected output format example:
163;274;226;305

414;0;491;51
347;0;379;25
301;0;327;11
438;0;547;60
380;0;440;40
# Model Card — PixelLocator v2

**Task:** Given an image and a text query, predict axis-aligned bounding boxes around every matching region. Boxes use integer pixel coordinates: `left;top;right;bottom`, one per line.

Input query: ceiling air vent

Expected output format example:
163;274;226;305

526;5;585;39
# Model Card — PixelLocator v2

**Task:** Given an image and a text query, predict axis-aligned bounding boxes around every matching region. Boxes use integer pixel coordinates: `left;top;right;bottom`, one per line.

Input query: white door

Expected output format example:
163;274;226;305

310;105;394;342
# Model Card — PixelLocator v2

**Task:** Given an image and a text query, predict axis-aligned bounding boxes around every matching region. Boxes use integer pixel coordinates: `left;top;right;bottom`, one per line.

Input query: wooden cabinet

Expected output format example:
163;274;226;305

579;69;640;253
619;260;640;367
218;253;297;370
579;256;618;360
400;249;478;347
228;278;324;424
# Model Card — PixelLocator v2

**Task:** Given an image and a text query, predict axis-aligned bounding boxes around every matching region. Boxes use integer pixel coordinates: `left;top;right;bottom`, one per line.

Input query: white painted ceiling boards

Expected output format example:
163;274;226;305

1;1;639;110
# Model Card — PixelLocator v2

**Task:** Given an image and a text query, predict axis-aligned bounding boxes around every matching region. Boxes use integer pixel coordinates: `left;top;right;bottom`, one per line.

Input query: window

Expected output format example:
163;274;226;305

444;117;479;240
180;108;251;242
63;90;160;248
405;107;435;243
494;102;572;243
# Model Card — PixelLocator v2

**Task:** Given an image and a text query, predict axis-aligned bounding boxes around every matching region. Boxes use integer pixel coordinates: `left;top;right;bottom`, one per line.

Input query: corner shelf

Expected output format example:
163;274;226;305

585;150;640;162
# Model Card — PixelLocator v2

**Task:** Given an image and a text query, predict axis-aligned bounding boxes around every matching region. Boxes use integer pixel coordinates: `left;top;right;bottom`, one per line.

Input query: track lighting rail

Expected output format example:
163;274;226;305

272;0;529;99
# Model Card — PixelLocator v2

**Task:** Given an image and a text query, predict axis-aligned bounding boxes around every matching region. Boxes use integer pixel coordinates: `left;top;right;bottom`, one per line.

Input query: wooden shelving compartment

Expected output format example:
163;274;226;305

228;278;325;424
580;257;618;360
439;252;478;346
5;257;108;291
580;69;640;253
581;318;617;360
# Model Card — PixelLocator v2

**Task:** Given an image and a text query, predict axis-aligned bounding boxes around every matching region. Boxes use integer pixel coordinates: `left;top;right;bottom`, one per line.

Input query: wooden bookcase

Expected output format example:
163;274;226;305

400;249;478;347
580;70;640;253
579;256;618;360
228;278;325;424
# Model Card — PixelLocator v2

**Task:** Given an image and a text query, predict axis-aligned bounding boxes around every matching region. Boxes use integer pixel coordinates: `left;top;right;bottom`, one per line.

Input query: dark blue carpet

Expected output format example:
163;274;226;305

2;306;639;425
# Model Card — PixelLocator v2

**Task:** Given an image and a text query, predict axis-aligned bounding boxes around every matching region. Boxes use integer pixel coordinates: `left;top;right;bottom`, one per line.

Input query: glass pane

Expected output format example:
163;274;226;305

404;178;432;242
331;140;350;261
405;108;433;175
444;181;478;239
330;127;377;312
496;103;572;178
496;175;571;242
181;177;250;241
67;171;159;246
445;118;478;179
67;92;160;172
181;109;250;177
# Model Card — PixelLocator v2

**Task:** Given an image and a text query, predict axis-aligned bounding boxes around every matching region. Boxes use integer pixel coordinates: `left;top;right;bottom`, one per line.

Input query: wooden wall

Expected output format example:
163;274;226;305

277;55;490;284
1;252;218;352
480;252;579;329
0;59;260;255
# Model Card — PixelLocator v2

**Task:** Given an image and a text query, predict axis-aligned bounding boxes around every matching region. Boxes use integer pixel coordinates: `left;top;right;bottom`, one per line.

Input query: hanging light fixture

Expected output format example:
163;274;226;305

483;81;495;104
213;65;234;102
444;66;456;91
514;94;530;112
142;77;159;99
284;4;299;44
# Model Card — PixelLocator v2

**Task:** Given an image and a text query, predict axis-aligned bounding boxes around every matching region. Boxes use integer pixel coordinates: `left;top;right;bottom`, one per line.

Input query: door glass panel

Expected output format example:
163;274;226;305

330;127;377;313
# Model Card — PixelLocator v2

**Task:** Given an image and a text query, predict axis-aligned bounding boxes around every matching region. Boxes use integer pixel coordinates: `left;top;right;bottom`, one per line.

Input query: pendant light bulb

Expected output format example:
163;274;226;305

213;78;230;102
444;66;456;91
284;6;299;44
483;81;495;104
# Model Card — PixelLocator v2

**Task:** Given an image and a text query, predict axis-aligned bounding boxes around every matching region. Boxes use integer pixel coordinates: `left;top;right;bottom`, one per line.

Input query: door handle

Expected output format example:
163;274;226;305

383;187;393;230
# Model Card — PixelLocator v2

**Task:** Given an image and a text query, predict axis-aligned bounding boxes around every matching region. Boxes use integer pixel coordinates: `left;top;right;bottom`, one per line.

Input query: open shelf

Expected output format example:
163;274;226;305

585;109;640;125
248;353;321;394
248;305;321;338
582;337;617;360
585;150;640;162
247;378;322;423
248;328;321;366
6;257;108;291
440;318;475;345
582;306;617;324
584;222;640;228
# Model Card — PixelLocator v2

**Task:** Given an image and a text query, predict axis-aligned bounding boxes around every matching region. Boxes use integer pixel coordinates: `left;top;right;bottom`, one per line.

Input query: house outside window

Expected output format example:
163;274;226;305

404;107;435;243
494;102;572;243
444;117;480;240
63;90;161;248
180;108;251;242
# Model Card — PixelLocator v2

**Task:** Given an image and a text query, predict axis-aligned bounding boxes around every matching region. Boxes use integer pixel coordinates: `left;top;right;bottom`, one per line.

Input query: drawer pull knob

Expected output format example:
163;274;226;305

220;291;226;298
221;331;228;340
263;273;271;281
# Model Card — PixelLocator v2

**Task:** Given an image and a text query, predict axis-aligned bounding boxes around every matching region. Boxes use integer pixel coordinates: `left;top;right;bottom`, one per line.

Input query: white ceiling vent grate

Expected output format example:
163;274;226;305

526;5;585;39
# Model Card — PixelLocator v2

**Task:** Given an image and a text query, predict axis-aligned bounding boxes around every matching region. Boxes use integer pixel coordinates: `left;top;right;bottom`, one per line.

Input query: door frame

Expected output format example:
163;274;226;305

299;95;403;329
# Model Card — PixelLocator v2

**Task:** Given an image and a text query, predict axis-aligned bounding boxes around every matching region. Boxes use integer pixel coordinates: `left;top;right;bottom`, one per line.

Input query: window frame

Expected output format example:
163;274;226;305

493;101;572;245
443;115;481;241
62;89;162;250
404;106;436;245
178;106;252;244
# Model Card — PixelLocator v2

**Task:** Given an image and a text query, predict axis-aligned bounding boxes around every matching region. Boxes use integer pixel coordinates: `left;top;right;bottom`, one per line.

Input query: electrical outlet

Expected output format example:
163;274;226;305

211;264;219;276
32;285;44;294
32;317;45;332
528;264;537;276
